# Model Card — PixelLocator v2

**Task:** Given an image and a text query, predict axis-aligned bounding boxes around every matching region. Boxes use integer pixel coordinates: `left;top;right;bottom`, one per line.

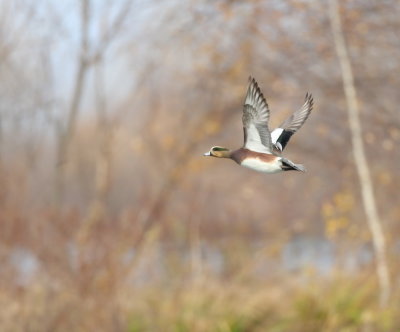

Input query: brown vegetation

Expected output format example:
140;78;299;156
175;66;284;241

0;0;399;330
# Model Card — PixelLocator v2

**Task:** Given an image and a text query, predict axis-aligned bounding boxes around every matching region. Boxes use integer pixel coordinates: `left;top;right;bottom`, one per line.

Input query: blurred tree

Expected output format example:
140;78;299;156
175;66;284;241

55;0;91;202
329;0;390;307
0;1;399;329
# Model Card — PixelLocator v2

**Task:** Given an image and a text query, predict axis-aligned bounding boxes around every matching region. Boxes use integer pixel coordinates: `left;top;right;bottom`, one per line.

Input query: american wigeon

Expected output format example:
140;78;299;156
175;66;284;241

204;77;313;173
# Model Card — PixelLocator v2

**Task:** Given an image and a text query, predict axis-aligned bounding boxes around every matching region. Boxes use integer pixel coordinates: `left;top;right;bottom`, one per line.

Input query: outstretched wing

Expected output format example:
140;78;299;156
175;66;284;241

242;77;273;154
271;93;313;151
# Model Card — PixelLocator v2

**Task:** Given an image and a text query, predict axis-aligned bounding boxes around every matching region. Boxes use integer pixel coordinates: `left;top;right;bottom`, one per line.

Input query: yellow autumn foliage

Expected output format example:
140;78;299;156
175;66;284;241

323;190;355;239
326;216;349;239
333;191;354;213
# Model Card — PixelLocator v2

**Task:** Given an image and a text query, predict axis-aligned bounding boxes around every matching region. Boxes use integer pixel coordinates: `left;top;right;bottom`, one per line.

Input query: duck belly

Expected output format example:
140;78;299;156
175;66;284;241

240;158;282;173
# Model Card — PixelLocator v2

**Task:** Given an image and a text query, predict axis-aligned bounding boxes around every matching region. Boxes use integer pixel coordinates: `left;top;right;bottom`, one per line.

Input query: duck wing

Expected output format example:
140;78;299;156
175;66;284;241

242;77;273;154
271;93;313;151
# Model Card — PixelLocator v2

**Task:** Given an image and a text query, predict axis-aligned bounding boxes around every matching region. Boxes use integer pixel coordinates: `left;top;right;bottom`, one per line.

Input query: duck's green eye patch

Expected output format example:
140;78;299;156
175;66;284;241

212;147;228;151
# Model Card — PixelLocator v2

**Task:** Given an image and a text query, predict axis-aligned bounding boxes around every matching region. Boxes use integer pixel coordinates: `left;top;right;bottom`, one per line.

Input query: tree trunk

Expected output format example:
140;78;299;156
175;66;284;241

55;0;90;203
328;0;390;307
78;61;113;242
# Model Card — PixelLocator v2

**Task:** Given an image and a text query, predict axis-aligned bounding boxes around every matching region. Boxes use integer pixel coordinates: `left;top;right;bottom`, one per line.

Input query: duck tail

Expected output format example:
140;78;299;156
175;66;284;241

281;158;306;172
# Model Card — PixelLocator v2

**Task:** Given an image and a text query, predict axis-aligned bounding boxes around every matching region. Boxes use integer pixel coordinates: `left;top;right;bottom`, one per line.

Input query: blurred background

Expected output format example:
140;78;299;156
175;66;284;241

0;0;399;331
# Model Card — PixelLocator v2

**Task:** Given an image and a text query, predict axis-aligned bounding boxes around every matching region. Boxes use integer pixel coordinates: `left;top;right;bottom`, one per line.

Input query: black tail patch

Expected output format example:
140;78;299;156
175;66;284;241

281;158;306;172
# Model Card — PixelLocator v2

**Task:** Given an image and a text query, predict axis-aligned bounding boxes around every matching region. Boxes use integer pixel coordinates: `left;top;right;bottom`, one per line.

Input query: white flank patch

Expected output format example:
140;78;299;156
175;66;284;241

271;128;283;144
241;158;282;174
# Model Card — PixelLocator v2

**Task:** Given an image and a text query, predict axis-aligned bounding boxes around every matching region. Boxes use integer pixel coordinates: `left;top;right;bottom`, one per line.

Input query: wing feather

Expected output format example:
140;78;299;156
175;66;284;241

242;77;273;153
279;93;313;132
271;93;313;151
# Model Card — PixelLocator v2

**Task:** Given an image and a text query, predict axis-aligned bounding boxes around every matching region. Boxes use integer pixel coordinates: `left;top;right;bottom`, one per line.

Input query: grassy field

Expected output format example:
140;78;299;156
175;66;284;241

1;273;399;331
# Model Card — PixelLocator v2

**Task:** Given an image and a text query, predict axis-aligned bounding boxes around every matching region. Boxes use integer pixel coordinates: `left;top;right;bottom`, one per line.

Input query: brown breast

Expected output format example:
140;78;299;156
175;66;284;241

230;148;277;164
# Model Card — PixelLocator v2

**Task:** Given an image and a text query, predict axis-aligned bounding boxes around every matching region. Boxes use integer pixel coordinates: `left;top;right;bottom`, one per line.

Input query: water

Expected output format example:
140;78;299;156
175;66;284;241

8;235;376;286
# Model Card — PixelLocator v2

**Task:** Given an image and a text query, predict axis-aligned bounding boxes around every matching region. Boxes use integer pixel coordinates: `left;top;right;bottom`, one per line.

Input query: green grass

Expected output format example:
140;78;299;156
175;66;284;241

126;276;399;332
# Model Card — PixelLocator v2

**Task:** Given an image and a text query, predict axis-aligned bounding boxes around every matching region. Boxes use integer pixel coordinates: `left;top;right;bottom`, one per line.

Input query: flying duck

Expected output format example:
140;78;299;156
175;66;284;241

203;77;313;173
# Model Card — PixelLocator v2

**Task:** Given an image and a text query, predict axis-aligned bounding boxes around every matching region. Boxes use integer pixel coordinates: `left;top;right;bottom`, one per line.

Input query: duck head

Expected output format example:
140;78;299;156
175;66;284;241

203;146;231;158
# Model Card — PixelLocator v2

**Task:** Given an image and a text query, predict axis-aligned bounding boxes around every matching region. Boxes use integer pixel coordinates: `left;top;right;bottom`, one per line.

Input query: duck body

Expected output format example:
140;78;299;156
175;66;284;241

230;148;282;173
230;148;305;173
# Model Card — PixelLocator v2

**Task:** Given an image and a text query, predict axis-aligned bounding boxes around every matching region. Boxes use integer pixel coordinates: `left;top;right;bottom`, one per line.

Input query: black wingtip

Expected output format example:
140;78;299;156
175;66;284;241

248;76;256;86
